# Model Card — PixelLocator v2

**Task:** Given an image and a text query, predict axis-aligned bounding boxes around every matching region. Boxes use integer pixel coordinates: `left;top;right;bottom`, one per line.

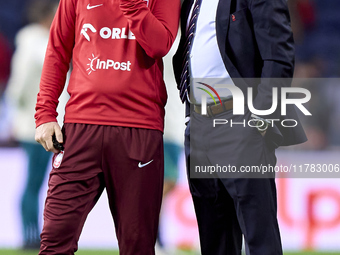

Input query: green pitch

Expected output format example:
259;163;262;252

0;250;339;255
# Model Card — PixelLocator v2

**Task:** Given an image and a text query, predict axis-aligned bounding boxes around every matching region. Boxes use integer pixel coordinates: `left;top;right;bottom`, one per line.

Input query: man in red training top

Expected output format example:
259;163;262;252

34;0;180;254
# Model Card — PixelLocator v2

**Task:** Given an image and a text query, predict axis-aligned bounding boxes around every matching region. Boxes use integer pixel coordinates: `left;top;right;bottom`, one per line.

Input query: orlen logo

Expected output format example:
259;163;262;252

81;23;136;42
86;54;131;75
81;24;96;41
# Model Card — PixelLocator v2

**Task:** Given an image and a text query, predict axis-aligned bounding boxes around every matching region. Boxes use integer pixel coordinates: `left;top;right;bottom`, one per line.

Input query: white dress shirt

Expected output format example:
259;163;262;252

189;0;234;104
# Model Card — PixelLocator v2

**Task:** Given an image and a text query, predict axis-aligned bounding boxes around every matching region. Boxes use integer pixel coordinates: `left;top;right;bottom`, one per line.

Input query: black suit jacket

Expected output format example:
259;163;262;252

173;0;307;146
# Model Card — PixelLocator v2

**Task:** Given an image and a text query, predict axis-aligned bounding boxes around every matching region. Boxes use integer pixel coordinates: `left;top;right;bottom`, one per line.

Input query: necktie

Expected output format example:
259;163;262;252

179;0;202;103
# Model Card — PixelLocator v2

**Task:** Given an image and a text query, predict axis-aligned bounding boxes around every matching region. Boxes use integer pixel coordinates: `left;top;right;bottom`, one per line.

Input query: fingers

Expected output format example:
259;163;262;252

35;125;47;150
45;134;58;153
35;122;61;153
54;125;63;144
36;137;49;152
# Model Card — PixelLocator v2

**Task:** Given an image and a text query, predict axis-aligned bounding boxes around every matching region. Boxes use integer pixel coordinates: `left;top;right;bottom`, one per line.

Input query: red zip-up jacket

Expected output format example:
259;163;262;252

35;0;180;132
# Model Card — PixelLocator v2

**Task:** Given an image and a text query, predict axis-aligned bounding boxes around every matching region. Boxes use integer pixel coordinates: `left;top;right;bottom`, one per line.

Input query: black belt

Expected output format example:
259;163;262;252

194;99;233;117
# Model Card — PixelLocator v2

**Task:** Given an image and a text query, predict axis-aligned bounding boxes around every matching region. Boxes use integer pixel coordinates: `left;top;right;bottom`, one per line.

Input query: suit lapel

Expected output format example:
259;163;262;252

216;0;231;40
216;0;241;78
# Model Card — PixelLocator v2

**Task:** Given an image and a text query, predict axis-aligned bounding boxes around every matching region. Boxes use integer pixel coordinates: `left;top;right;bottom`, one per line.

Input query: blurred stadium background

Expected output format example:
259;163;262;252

1;0;340;254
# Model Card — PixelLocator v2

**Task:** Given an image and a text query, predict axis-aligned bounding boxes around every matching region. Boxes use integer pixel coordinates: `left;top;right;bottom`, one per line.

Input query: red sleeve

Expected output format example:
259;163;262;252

35;0;76;127
119;0;181;59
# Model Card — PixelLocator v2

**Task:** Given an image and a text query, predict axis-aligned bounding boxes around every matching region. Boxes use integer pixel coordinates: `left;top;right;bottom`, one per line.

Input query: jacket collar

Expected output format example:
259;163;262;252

216;0;231;39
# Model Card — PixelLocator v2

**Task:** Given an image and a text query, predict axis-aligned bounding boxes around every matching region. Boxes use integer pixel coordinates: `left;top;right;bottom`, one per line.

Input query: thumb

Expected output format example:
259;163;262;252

54;125;63;144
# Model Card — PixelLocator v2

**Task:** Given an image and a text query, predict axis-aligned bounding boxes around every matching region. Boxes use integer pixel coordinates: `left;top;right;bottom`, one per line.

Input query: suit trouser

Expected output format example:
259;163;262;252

186;109;282;255
39;123;164;255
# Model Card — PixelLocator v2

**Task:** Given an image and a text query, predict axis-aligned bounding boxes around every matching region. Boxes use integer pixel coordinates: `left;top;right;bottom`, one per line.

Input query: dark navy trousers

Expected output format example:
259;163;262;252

185;109;282;255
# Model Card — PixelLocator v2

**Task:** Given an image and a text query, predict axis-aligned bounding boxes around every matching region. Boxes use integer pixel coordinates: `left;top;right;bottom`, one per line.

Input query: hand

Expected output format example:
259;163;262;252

35;122;63;153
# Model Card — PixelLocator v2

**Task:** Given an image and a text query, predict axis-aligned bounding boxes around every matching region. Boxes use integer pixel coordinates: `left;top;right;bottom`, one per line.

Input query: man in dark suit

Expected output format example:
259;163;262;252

173;0;307;254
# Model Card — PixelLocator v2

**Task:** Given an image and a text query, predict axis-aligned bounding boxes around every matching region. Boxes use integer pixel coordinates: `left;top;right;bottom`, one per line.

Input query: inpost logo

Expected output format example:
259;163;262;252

197;82;311;128
86;54;131;75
